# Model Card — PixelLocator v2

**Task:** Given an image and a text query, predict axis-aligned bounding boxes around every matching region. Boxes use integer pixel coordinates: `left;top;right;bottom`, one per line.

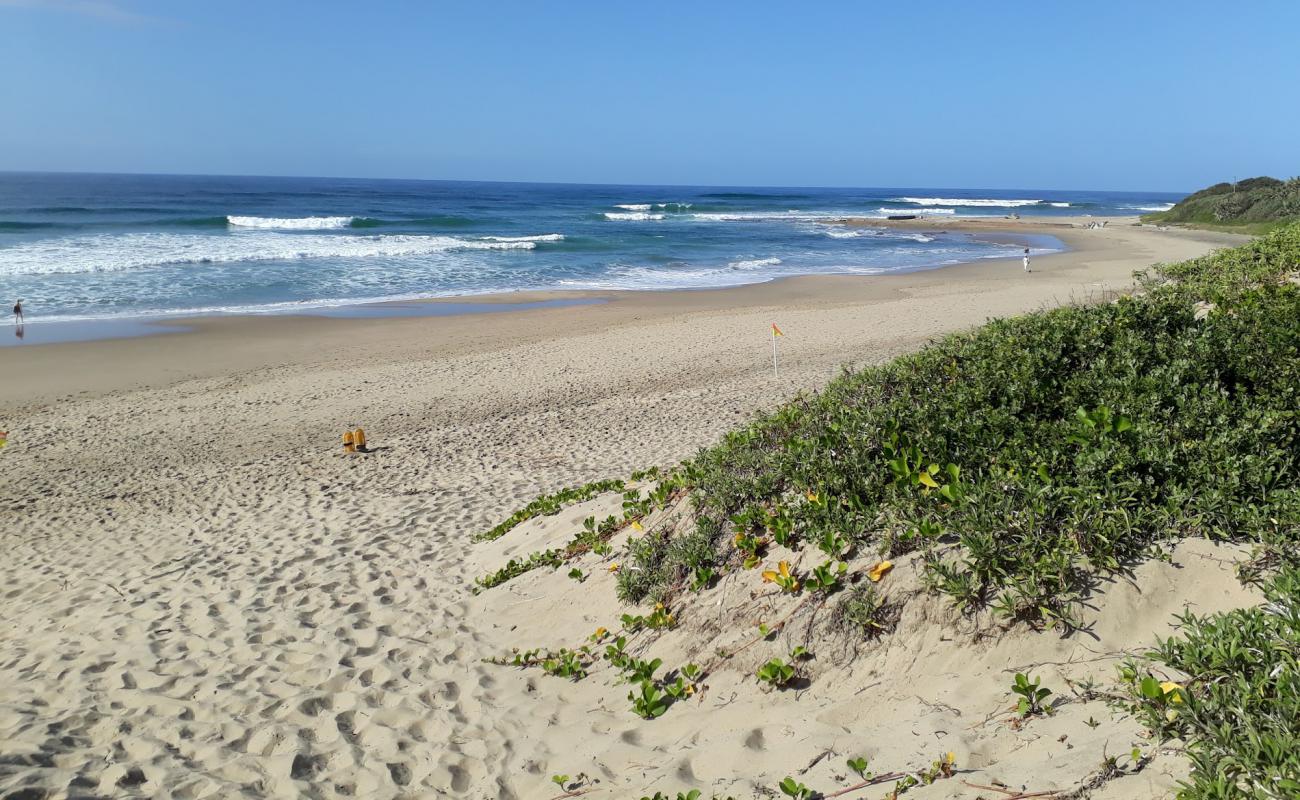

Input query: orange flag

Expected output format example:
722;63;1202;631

771;323;784;337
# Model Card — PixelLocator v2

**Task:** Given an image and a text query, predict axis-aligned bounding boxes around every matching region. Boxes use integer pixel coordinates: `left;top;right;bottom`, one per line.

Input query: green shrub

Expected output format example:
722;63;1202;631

1136;561;1300;798
622;224;1300;627
1145;176;1300;229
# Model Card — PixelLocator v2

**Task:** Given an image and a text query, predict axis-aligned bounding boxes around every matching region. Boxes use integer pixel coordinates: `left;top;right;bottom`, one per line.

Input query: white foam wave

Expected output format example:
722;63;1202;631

1122;203;1175;212
482;234;565;243
825;228;936;242
655;202;692;209
728;257;782;270
614;204;652;211
227;215;353;230
691;211;839;222
1047;202;1071;208
0;232;544;276
604;212;665;221
896;197;1044;208
875;207;956;216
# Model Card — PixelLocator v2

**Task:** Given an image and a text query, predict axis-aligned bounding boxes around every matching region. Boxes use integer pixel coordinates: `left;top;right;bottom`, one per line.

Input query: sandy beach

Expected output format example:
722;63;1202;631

0;218;1259;798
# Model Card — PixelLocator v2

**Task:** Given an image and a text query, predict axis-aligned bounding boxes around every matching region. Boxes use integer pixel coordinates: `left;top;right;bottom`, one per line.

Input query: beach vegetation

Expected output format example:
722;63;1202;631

761;560;800;593
1144;176;1300;231
805;560;847;593
623;656;663;684
776;777;814;799
1010;672;1054;718
486;645;594;681
690;566;716;591
1120;552;1300;798
474;550;564;591
628;679;671;719
617;223;1300;636
756;657;796;689
474;478;625;541
834;584;896;639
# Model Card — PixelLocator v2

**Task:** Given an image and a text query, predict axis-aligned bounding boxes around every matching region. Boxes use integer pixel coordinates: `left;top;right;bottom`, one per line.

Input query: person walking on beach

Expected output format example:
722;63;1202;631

12;299;22;324
1022;247;1031;274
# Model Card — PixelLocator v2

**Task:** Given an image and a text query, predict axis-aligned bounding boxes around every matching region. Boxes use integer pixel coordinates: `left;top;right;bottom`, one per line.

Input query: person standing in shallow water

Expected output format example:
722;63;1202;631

12;299;22;323
1023;247;1031;273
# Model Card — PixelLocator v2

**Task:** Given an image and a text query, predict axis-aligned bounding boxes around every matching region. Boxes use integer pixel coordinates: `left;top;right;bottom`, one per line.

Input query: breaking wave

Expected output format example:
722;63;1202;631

604;211;665;221
875;207;956;216
728;257;782;270
895;197;1046;208
0;232;556;276
227;215;354;230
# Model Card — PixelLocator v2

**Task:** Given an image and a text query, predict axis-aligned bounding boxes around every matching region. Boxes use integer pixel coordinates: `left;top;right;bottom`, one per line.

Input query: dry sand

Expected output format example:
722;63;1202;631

0;218;1258;798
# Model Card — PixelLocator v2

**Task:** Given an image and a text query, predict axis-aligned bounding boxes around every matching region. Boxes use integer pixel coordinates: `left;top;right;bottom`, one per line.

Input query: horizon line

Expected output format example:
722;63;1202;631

0;168;1193;196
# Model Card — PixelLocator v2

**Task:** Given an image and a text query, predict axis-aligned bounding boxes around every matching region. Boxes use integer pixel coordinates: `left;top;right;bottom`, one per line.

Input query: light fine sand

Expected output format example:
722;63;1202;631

0;218;1258;798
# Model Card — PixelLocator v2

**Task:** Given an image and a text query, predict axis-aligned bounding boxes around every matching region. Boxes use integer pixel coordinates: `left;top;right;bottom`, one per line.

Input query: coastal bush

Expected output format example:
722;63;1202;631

1145;176;1300;230
619;223;1300;629
1123;547;1300;799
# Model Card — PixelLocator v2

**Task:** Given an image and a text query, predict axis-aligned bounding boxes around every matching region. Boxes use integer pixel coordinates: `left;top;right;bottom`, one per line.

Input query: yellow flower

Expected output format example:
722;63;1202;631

631;520;644;531
608;562;620;572
945;752;956;766
762;569;778;583
593;627;608;639
685;684;695;696
868;560;894;582
1160;681;1184;703
805;490;819;502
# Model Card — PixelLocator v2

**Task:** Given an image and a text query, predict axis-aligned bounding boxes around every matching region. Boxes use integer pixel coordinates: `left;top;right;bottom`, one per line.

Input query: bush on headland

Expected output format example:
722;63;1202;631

1145;176;1300;232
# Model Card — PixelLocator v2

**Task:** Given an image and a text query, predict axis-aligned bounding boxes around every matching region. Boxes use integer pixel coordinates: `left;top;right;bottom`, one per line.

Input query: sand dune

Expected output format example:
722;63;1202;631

0;219;1256;798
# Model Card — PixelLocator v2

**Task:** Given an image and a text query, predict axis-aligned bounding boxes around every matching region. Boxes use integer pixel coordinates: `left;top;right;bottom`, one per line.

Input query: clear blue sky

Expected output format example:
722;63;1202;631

2;0;1296;191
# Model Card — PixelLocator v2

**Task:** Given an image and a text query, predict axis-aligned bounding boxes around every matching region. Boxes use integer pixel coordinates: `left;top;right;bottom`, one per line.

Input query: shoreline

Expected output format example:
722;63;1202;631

0;216;1246;408
0;224;1067;348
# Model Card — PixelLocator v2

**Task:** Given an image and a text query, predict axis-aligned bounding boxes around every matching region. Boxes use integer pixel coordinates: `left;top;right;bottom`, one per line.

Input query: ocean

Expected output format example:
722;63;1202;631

0;173;1181;324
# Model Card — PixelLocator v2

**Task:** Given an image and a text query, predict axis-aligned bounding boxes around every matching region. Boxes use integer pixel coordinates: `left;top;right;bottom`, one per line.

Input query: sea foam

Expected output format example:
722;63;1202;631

227;215;354;230
875;207;956;216
896;197;1045;208
604;211;665;220
728;257;782;270
0;232;553;276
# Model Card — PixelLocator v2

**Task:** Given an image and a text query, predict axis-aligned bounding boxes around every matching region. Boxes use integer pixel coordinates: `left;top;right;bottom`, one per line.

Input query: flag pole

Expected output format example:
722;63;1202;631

772;327;778;378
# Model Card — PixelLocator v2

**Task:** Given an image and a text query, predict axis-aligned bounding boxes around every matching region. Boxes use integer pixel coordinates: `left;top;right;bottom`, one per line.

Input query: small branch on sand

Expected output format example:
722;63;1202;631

961;780;1024;796
959;783;1061;800
820;771;906;798
797;748;834;775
